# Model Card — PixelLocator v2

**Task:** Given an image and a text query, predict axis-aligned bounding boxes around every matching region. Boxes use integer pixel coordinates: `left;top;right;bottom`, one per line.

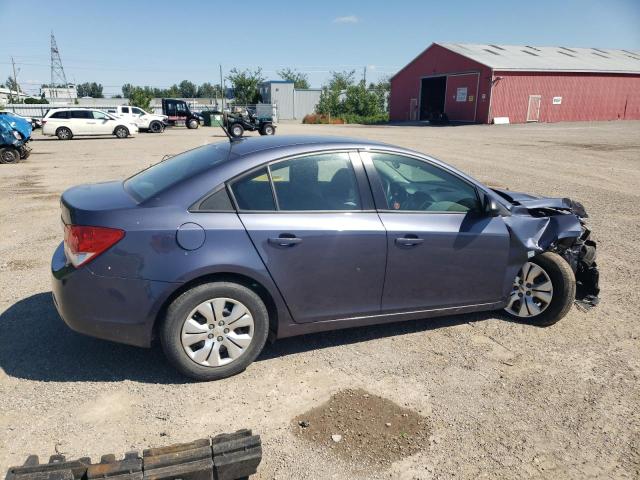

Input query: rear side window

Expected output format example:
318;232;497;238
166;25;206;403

270;153;361;211
230;168;276;211
121;107;130;114
124;143;232;202
50;111;68;119
70;110;91;119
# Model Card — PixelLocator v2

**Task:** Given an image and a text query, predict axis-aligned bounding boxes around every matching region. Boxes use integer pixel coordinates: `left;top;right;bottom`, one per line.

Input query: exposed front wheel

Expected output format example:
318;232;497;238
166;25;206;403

149;121;164;133
187;119;199;129
114;126;129;138
0;147;20;164
259;123;275;136
160;282;269;381
504;252;575;326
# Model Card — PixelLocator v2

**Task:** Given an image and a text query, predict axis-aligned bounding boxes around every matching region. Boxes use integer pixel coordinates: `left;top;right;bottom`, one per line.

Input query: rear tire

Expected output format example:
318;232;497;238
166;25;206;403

503;252;575;326
0;147;20;164
114;126;129;138
149;121;163;133
229;123;244;138
187;119;199;129
56;127;73;140
160;282;269;381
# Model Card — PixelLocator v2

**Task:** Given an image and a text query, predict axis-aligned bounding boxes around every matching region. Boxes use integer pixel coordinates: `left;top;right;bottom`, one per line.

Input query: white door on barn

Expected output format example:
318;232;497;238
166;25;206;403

409;98;418;121
526;95;542;122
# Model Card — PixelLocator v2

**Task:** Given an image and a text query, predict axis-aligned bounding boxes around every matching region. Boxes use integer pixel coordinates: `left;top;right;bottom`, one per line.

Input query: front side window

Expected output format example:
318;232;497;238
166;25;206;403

132;107;144;115
92;111;109;120
270;153;360;211
370;153;479;213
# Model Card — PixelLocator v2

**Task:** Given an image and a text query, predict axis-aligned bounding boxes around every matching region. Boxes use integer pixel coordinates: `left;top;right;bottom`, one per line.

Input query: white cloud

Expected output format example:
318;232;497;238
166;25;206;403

333;15;359;24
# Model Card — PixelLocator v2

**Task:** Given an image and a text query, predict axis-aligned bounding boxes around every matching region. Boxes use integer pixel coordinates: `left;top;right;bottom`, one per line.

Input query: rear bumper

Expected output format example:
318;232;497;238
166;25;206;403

51;242;178;348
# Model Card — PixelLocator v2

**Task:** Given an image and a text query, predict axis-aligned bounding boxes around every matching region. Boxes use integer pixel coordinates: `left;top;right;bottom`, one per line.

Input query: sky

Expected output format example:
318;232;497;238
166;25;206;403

1;0;639;97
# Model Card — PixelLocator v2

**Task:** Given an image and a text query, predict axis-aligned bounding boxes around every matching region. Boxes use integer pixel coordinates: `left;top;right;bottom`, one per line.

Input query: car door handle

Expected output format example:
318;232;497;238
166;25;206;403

395;236;424;246
268;235;302;247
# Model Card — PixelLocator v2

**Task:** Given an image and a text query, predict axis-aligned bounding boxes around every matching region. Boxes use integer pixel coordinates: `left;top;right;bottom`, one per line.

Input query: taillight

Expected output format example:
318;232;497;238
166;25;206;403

64;225;125;267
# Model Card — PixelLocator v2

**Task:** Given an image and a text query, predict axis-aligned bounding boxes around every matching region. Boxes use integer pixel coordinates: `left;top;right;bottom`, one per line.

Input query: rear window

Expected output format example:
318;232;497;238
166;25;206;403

124;143;232;202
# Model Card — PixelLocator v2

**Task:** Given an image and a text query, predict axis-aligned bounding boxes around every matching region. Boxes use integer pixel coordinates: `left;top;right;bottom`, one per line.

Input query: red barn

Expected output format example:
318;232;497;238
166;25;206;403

389;43;640;124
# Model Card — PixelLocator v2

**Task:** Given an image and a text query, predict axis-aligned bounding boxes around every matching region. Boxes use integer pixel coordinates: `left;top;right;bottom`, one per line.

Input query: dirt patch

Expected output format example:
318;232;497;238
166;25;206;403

293;388;429;468
0;259;39;272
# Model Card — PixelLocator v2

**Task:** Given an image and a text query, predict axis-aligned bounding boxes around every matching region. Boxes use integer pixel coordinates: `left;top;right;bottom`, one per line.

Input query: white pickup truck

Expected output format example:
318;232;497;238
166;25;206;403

106;106;167;133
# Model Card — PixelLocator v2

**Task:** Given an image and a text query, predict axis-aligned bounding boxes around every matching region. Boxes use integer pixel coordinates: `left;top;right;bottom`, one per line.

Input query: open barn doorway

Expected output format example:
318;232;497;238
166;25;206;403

419;76;446;121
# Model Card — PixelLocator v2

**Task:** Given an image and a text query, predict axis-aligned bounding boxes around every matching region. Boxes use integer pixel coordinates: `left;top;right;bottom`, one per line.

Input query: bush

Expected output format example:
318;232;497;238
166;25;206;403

24;97;49;104
302;114;344;124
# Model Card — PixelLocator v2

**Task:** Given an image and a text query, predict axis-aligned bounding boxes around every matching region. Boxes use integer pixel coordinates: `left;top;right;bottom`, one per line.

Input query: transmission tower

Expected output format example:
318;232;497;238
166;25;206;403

50;32;72;102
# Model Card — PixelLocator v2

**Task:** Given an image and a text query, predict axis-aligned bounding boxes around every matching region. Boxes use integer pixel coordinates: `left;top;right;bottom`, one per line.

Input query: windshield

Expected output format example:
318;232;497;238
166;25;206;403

124;143;232;202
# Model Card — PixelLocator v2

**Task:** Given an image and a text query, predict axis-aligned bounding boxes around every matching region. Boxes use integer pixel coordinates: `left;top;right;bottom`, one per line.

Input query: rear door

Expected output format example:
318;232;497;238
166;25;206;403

230;151;387;323
361;151;510;313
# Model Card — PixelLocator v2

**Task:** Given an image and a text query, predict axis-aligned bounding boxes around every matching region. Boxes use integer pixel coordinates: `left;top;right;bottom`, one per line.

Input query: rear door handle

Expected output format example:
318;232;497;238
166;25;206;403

395;235;424;247
268;235;302;247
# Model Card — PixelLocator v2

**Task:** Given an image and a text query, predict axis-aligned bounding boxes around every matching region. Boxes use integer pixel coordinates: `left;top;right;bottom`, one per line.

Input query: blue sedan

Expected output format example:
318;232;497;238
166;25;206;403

51;135;599;380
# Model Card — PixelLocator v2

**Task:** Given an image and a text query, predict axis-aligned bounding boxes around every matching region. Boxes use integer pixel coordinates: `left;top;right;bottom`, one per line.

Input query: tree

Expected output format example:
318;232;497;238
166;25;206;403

76;82;104;98
122;83;133;99
227;68;264;104
277;68;310;89
5;76;21;93
327;70;355;91
178;80;197;98
197;82;222;98
127;87;154;111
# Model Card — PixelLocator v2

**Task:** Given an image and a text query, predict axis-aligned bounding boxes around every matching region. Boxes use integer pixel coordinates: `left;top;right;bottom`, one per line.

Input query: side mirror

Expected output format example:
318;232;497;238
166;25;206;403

483;194;502;217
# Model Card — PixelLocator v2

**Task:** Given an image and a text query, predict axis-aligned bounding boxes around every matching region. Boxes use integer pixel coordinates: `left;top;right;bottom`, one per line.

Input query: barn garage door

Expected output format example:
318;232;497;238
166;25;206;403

444;73;479;122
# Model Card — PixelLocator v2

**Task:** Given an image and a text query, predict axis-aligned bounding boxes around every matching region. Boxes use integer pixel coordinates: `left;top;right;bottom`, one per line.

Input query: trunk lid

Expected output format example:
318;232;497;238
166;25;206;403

61;181;137;225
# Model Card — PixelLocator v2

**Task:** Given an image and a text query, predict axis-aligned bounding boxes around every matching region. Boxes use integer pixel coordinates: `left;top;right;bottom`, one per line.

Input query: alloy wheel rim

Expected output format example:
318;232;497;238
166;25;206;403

505;261;554;318
180;297;254;367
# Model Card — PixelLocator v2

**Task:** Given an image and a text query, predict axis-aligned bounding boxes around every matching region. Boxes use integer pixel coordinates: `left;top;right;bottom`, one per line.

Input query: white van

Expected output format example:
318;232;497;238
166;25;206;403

42;108;138;140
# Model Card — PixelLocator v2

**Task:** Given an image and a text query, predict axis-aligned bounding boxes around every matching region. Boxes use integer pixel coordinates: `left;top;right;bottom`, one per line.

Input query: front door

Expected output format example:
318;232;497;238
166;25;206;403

230;152;387;323
361;151;510;313
527;95;542;122
91;110;114;134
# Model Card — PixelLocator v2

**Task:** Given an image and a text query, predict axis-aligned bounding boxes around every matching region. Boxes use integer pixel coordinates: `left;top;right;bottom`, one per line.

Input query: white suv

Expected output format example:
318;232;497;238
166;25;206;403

42;108;138;140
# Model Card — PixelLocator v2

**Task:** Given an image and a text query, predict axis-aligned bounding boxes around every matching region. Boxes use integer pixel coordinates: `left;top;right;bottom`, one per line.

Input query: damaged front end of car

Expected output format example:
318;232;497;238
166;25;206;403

493;188;600;310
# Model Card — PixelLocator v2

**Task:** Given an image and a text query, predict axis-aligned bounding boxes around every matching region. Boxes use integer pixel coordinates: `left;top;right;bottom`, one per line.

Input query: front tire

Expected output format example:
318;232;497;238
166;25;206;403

149;121;164;133
114;126;129;138
259;123;275;136
187;119;199;129
160;282;269;381
504;252;575;326
0;147;20;164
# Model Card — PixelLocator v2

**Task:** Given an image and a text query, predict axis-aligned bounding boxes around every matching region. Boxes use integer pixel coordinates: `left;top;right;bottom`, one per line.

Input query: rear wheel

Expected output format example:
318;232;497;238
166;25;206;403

160;282;269;381
504;252;575;326
114;126;129;138
0;147;20;164
187;118;199;129
259;123;275;136
56;127;73;140
149;121;163;133
229;123;244;138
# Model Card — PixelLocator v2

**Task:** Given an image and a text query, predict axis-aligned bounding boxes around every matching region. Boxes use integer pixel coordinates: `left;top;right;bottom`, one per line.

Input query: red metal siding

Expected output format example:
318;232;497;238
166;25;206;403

390;44;493;122
444;74;479;122
490;72;640;123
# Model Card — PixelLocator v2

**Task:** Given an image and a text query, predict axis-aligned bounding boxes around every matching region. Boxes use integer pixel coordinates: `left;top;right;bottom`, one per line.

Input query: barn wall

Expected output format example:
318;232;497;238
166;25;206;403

390;44;493;122
491;72;640;123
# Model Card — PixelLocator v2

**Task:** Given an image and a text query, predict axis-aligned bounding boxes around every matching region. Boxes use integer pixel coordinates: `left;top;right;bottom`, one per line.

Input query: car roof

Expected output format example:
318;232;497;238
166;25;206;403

226;134;394;156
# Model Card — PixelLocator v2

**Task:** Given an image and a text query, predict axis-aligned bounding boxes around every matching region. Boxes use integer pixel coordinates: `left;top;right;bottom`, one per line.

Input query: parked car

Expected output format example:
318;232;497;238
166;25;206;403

0;110;41;129
0;112;32;163
51;136;600;380
161;99;203;129
106;105;167;133
42;108;138;140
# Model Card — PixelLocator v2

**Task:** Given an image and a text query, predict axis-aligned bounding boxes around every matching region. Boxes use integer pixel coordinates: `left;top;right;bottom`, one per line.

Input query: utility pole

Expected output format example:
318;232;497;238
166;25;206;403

11;57;19;104
363;65;367;86
219;64;225;111
50;31;72;103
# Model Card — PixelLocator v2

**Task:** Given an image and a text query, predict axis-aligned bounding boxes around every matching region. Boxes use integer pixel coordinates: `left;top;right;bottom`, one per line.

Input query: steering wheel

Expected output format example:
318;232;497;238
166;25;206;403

406;191;435;210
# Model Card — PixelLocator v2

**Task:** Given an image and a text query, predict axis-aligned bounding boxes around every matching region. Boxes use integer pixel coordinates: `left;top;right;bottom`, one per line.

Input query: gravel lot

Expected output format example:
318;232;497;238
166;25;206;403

1;121;639;479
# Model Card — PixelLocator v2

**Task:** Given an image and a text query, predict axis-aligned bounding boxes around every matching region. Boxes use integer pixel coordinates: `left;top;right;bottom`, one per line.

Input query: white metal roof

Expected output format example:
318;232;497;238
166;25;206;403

438;43;640;74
